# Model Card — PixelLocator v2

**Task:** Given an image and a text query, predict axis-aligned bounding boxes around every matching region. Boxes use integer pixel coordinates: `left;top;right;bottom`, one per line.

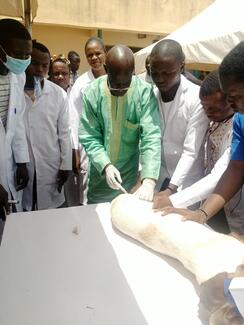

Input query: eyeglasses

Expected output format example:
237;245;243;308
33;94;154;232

107;77;130;92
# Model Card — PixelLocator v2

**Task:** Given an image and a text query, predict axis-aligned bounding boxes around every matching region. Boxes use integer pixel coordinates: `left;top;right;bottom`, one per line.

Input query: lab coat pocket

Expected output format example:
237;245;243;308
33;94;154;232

38;156;60;187
5;107;17;138
40;173;58;195
123;120;140;145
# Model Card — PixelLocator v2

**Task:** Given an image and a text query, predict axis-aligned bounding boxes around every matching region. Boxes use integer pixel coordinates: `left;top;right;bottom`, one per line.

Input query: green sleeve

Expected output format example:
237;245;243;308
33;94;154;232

79;90;110;174
139;86;162;180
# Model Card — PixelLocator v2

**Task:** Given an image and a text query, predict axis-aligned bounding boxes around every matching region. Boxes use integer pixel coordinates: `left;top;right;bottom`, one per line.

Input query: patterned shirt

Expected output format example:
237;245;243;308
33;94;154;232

206;117;233;173
0;74;10;129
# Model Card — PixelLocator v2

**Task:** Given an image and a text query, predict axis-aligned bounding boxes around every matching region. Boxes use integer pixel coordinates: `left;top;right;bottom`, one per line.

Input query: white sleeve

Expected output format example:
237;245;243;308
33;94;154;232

12;77;29;163
170;147;231;208
68;80;83;149
58;93;72;170
170;100;209;187
68;96;79;150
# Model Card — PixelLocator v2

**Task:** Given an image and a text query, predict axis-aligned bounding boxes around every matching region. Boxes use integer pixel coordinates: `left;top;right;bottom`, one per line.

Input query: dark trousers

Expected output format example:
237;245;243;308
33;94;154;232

207;208;230;234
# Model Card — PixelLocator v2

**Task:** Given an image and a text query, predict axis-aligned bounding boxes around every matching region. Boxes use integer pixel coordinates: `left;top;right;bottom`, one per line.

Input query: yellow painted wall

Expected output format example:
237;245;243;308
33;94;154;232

35;0;213;35
32;25;93;73
103;30;162;49
32;24;162;73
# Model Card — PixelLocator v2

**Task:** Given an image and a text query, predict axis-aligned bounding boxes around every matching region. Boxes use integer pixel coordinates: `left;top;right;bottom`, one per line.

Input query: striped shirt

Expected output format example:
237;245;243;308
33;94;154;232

0;74;10;129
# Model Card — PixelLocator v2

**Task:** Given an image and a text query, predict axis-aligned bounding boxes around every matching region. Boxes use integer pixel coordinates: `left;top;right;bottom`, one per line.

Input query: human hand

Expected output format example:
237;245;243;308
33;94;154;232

153;191;173;209
57;170;70;193
0;184;9;221
159;207;207;224
105;164;122;190
72;149;81;174
134;179;156;201
16;163;29;191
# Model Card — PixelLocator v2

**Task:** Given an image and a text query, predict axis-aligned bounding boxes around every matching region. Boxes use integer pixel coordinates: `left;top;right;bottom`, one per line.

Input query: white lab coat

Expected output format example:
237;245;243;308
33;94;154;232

155;75;209;190
69;70;95;149
0;72;29;210
22;79;72;210
68;70;95;204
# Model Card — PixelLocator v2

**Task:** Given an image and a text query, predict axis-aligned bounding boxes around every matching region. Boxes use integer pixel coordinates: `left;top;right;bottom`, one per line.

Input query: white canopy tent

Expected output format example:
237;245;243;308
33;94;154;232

135;0;244;73
0;0;38;31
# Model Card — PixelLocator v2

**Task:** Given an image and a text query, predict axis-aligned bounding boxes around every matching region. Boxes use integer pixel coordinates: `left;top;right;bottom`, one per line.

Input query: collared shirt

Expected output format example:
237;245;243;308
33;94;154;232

80;75;161;203
155;75;209;190
69;69;95;149
206;117;233;173
23;79;72;210
0;72;29;211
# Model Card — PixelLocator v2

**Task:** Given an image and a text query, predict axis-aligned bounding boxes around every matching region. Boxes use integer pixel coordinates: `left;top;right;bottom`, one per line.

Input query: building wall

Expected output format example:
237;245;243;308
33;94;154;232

35;0;213;35
32;25;92;73
32;24;161;73
103;30;162;49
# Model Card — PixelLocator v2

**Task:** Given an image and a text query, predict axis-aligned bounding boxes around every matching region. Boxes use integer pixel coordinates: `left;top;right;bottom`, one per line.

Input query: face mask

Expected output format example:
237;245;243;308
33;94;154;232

0;46;31;74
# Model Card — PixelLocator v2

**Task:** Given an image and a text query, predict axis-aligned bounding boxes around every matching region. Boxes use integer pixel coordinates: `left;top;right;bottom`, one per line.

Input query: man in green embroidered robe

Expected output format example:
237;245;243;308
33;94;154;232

79;45;161;204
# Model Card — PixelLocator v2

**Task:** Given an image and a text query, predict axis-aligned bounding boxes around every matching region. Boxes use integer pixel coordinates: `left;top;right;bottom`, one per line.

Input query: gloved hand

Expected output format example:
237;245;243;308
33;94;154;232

105;164;122;190
0;184;9;221
16;163;29;191
57;170;70;193
134;178;156;201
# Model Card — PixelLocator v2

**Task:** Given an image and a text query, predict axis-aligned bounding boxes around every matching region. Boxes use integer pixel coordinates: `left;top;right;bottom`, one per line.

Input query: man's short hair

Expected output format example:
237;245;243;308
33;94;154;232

151;39;184;62
219;41;244;83
32;40;51;58
68;51;80;59
85;37;106;52
200;70;221;97
0;18;31;47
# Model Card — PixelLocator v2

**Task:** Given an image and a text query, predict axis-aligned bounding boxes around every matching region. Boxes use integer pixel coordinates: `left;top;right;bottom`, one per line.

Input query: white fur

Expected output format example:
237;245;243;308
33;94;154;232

111;194;244;284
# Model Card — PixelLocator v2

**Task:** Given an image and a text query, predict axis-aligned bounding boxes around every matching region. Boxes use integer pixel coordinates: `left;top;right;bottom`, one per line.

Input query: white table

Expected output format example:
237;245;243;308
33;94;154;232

0;203;203;325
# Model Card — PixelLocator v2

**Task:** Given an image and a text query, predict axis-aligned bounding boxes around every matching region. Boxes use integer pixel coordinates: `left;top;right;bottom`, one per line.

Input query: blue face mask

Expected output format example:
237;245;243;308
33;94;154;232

0;46;31;74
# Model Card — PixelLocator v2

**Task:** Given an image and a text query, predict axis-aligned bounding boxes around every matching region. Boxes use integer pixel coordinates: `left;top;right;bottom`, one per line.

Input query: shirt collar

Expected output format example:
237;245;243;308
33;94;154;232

42;78;52;94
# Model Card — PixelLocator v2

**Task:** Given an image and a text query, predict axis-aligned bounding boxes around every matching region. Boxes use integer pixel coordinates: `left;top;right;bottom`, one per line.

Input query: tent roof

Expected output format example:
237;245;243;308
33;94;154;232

135;0;244;73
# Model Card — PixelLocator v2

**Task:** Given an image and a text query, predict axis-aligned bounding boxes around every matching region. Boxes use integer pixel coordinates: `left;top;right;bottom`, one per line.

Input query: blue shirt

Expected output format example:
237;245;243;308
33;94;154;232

231;113;244;160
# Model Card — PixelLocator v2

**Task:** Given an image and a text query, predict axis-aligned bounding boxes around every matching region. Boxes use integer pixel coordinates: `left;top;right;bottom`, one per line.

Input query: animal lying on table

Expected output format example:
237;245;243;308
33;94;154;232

111;194;244;325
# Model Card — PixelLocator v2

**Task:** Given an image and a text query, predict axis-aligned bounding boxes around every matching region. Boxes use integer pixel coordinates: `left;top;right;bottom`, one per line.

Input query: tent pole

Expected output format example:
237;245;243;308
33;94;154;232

24;0;32;35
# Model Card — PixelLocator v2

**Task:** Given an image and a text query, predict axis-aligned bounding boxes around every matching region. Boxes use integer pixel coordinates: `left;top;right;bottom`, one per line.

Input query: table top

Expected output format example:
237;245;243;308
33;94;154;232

0;203;203;325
